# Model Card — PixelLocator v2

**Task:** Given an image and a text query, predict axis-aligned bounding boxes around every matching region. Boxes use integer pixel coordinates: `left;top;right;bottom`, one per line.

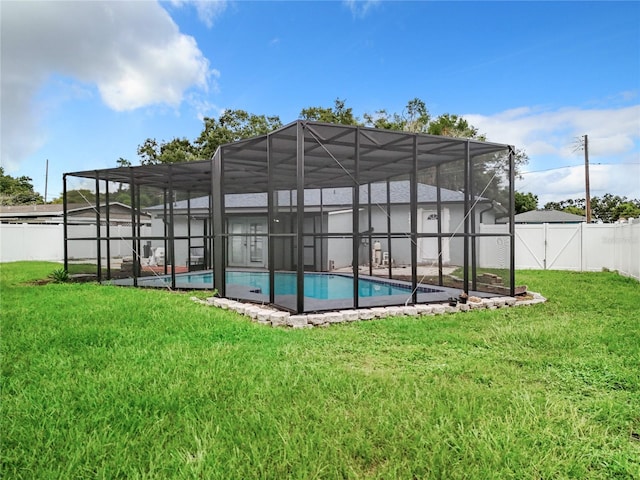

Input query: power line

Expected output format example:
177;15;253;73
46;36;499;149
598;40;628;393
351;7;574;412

520;162;640;175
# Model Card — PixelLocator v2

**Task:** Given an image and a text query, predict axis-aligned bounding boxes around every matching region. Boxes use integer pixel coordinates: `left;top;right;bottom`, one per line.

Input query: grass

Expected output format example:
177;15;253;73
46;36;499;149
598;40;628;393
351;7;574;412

1;262;639;479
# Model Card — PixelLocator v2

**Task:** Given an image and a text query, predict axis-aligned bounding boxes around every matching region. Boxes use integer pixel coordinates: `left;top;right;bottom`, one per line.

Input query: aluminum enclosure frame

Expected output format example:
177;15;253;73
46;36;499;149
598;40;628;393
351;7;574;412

64;120;516;314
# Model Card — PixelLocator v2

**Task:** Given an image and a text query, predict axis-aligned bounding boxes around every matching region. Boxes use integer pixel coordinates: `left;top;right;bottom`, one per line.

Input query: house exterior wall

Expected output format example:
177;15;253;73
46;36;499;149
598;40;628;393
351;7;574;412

325;204;496;269
150;214;208;266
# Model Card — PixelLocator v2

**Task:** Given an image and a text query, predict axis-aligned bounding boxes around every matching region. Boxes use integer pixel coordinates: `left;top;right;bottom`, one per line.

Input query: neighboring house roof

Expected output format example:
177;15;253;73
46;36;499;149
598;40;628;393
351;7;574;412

0;202;149;223
147;181;501;213
497;210;586;224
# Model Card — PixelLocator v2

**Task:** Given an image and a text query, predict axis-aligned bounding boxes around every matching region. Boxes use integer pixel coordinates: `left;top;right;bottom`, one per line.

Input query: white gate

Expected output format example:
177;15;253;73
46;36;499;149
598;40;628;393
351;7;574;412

516;224;583;270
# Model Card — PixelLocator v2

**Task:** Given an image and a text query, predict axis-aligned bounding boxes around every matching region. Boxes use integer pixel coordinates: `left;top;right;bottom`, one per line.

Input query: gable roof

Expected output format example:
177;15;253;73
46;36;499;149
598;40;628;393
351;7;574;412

497;209;586;224
0;202;150;223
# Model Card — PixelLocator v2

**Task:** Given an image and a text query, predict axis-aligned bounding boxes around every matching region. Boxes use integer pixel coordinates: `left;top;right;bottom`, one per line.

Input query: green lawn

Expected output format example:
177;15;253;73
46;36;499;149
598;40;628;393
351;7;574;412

1;262;639;479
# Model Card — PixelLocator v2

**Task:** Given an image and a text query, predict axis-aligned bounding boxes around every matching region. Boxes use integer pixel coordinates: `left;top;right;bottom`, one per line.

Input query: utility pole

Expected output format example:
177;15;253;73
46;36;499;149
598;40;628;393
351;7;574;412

44;159;49;203
584;135;591;223
573;135;592;223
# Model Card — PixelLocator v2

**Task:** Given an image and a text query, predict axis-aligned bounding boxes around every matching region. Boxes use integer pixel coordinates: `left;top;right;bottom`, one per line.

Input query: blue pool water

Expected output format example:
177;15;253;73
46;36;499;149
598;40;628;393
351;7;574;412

163;271;439;300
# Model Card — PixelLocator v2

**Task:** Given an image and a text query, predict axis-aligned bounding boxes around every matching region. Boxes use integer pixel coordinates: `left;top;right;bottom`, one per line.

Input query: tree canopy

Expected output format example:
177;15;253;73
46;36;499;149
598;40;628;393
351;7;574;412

128;97;528;173
0;167;44;205
195;110;283;160
300;98;358;126
515;192;538;214
544;194;640;223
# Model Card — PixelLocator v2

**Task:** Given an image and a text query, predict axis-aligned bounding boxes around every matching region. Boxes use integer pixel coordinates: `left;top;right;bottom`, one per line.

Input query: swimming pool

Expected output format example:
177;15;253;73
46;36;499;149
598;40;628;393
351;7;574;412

144;271;441;300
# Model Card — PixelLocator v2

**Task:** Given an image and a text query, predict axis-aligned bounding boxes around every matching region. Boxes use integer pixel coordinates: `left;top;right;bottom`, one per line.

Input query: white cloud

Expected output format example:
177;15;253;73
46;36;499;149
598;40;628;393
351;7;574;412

463;101;640;203
517;163;640;206
170;0;228;28
0;1;213;171
464;103;640;158
343;0;380;18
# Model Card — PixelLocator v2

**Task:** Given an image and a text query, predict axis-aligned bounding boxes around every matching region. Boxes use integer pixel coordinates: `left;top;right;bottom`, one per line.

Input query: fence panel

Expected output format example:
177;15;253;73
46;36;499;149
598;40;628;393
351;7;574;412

582;224;616;272
1;223;152;263
545;224;582;271
514;224;546;269
0;224;63;262
614;221;640;280
478;224;510;269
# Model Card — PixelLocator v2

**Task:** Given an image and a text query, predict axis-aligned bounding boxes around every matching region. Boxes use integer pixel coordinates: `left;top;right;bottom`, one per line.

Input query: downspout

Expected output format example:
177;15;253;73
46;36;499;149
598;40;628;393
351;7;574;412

478;201;495;224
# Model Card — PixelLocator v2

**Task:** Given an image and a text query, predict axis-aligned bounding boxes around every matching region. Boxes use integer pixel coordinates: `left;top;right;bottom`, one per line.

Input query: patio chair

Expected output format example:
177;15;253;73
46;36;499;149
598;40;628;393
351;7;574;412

188;246;205;271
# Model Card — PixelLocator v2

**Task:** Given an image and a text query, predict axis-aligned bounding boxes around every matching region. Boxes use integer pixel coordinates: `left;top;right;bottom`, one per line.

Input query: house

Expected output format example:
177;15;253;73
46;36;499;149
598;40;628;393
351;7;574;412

146;181;506;271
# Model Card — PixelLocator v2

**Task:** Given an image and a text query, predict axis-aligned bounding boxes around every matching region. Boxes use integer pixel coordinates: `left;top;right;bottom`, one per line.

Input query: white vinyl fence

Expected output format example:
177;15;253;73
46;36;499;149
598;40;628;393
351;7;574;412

2;220;639;281
479;219;640;281
0;224;151;263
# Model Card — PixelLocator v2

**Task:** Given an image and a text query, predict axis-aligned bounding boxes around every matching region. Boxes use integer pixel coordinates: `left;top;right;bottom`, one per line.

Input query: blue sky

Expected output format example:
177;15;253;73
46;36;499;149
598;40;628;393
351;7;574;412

2;0;639;205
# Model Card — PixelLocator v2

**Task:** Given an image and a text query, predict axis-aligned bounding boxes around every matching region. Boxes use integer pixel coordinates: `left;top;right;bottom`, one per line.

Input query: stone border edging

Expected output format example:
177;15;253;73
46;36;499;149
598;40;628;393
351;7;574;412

191;292;547;329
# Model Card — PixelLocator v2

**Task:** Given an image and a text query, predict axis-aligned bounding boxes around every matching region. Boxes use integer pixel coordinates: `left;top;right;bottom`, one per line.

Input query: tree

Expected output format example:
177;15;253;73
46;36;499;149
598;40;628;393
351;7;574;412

544;194;640;222
427;113;483;139
137;137;198;165
591;194;640;222
614;201;640;220
116;157;131;168
515;192;538;214
300;98;359;126
363;98;430;133
195;109;283;160
0;167;44;205
121;98;528;211
544;198;585;216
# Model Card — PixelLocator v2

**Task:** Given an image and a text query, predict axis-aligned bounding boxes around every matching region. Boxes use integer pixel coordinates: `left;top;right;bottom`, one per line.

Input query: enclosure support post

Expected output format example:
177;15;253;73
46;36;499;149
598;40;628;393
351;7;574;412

320;189;324;272
187;193;191;271
463;140;470;294
95;173;102;282
163;189;168;276
129;168;138;286
168;165;176;290
212;150;225;298
352;128;361;309
105;181;111;280
470;155;477;291
410;135;418;305
509;146;516;297
296;122;305;314
435;165;443;286
135;185;142;279
63;174;68;272
208;193;213;271
267;133;275;305
368;183;373;277
386;179;392;280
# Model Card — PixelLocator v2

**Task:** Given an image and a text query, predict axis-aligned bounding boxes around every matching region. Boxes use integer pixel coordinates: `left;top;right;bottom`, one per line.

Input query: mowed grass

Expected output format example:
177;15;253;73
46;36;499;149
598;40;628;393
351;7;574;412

1;262;639;479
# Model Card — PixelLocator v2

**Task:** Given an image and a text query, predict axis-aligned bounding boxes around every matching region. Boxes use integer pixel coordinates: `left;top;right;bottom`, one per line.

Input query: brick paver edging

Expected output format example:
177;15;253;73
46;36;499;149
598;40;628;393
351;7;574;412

191;293;547;329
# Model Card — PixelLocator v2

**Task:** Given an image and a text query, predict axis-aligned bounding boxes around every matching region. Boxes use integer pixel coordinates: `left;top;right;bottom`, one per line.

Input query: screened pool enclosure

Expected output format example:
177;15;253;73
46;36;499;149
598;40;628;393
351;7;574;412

64;121;516;314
